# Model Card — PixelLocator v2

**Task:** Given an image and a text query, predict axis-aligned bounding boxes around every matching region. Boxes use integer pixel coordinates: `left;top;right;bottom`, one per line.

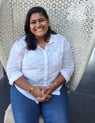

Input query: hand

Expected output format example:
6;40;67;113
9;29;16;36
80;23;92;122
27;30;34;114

41;84;55;95
30;85;55;102
36;94;52;102
30;86;43;98
36;85;54;102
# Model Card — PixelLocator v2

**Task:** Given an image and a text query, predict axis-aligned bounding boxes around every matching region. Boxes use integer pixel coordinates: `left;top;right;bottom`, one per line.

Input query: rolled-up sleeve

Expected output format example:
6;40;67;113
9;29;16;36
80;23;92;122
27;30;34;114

60;39;74;83
6;39;25;85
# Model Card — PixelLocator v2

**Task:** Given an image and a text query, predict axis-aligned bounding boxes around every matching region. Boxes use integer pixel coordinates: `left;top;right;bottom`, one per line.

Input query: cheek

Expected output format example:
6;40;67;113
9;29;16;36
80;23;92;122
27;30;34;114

30;25;34;32
46;23;50;30
45;26;49;32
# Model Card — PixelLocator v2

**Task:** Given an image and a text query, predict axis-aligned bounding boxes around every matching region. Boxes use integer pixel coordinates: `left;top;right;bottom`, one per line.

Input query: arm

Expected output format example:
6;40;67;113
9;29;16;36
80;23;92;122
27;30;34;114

60;39;74;83
14;76;43;97
39;39;74;98
6;39;42;97
40;73;66;96
46;39;74;94
37;39;74;102
36;73;65;102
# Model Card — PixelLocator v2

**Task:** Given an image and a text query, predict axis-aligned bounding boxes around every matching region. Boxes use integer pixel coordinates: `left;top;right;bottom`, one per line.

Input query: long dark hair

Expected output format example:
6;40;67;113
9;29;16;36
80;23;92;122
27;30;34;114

24;6;56;50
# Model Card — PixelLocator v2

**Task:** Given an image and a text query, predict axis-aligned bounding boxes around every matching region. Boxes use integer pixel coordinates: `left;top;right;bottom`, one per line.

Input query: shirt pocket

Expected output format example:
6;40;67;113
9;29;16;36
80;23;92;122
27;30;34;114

49;52;63;69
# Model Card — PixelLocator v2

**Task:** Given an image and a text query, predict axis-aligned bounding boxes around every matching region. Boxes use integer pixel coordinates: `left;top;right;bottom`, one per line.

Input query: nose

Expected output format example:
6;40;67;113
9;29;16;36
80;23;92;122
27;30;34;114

36;21;41;27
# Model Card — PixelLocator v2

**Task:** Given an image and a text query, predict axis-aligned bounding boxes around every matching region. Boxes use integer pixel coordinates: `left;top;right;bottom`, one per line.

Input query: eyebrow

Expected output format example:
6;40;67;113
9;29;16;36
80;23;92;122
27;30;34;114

30;16;46;21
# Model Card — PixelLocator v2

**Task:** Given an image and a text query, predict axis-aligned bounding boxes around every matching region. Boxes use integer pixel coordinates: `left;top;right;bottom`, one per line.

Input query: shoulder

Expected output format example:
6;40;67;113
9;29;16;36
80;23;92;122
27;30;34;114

13;35;27;50
51;34;71;49
51;34;67;44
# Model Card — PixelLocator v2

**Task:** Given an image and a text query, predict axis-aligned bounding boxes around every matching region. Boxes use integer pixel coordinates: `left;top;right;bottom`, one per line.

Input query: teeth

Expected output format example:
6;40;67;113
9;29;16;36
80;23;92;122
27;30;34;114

36;28;43;32
37;29;42;31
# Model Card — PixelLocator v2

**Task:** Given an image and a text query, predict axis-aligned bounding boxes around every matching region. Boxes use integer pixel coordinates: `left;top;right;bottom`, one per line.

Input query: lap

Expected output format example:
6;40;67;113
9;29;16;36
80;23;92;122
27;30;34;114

10;86;40;123
10;85;69;123
41;85;70;123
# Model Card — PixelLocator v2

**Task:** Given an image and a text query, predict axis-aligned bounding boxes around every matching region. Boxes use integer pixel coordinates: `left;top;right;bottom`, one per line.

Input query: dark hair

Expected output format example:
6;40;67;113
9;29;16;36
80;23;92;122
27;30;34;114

24;6;56;50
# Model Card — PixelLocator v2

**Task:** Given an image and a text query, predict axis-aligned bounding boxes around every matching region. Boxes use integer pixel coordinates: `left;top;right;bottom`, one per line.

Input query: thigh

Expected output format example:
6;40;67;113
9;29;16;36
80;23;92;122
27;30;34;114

10;86;40;123
41;85;70;123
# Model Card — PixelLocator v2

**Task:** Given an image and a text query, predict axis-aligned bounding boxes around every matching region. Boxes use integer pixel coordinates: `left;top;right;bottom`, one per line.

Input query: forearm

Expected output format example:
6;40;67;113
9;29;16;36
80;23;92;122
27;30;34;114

36;74;66;102
14;76;43;97
44;74;66;95
52;73;66;88
14;76;31;92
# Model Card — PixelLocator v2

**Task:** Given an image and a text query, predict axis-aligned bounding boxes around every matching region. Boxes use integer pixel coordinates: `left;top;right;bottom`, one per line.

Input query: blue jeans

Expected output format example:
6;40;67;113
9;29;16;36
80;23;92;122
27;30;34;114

10;85;70;123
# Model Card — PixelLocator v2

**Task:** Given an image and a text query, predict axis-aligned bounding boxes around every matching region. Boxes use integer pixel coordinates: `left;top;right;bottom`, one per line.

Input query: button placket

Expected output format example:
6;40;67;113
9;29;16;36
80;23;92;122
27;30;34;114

43;47;48;83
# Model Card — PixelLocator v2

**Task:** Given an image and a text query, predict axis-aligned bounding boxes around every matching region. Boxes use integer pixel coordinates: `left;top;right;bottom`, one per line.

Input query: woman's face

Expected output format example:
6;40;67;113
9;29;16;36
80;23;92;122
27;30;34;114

30;13;50;40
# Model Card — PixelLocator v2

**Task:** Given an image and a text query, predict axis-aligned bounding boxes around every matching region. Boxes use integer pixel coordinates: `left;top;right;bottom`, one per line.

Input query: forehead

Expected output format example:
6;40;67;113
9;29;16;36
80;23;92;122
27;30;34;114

30;13;46;20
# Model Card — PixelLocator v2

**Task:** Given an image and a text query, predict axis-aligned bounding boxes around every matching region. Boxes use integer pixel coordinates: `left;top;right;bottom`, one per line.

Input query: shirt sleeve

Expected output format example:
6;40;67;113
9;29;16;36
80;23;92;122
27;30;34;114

60;39;74;83
6;39;26;85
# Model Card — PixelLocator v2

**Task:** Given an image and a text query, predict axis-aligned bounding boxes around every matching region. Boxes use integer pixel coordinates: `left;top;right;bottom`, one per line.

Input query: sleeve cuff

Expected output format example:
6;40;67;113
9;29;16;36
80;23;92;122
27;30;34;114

60;70;70;83
9;73;23;85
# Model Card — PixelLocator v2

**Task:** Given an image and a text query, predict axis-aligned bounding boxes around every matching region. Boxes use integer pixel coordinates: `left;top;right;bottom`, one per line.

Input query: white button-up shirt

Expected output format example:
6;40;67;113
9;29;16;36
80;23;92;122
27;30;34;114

6;34;74;103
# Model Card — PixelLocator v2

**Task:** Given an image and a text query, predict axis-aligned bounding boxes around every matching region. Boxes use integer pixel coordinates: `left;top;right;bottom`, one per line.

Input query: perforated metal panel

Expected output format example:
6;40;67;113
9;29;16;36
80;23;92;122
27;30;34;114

0;0;95;90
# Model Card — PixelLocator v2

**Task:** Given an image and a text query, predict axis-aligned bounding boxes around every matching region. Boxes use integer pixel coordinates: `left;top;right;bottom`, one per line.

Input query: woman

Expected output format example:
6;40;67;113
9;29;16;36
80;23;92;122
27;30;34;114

6;6;74;123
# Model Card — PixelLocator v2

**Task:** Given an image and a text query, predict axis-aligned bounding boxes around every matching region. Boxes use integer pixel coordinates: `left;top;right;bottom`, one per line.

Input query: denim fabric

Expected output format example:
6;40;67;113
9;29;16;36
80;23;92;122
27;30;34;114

41;85;70;123
10;85;69;123
10;86;40;123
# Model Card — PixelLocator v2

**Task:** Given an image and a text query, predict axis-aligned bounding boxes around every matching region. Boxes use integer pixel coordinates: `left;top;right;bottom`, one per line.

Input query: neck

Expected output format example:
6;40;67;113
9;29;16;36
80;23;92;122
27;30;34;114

37;35;50;43
37;36;50;49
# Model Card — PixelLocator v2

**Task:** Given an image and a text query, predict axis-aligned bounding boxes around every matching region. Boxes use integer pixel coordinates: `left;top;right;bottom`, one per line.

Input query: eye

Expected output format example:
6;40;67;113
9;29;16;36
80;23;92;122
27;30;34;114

39;19;45;22
30;21;36;24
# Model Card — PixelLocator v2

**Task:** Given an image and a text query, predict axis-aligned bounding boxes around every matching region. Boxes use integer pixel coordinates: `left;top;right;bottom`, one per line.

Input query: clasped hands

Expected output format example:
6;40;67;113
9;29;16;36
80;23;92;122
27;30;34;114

31;85;54;102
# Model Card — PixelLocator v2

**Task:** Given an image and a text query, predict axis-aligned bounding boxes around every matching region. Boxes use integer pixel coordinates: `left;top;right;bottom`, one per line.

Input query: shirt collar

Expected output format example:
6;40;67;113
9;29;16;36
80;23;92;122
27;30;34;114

37;34;56;49
47;34;56;45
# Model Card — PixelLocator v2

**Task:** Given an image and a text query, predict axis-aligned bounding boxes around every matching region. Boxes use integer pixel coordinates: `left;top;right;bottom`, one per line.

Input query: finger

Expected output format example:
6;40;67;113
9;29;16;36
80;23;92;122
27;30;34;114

36;94;52;102
42;87;50;94
43;95;52;101
44;96;51;101
36;96;45;102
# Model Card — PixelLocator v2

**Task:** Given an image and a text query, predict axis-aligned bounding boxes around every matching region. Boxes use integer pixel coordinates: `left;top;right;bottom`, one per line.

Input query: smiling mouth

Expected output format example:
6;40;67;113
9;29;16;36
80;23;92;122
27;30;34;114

36;29;43;32
35;27;44;32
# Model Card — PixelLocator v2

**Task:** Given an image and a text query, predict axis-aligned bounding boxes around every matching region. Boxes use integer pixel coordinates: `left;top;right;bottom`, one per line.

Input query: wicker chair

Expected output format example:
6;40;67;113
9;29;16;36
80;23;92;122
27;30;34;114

0;0;95;123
